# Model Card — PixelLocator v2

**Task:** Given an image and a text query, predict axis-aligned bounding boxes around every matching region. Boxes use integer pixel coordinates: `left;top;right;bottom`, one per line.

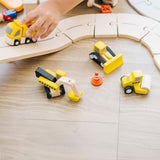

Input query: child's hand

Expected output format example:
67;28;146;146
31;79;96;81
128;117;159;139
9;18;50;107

19;1;61;41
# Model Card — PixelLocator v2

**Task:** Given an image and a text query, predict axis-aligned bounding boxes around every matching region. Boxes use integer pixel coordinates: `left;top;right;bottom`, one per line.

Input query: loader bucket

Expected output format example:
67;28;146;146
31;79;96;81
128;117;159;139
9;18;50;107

103;53;123;74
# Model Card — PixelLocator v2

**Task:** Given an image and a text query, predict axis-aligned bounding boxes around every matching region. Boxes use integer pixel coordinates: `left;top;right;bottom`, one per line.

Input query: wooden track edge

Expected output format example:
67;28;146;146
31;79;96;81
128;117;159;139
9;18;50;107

0;13;160;65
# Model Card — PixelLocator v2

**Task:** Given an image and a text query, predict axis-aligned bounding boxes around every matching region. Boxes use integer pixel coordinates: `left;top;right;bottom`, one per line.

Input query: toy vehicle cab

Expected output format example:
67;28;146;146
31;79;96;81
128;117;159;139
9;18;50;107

94;41;107;55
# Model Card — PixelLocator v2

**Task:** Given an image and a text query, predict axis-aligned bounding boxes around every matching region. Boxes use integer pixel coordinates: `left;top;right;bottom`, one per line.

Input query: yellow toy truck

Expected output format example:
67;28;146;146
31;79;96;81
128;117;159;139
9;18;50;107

89;41;123;74
121;70;152;95
5;19;37;46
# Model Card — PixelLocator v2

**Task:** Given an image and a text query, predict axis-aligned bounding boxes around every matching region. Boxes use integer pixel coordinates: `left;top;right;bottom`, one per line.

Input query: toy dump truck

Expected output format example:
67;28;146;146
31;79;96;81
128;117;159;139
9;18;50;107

121;70;152;95
89;41;123;74
5;19;37;46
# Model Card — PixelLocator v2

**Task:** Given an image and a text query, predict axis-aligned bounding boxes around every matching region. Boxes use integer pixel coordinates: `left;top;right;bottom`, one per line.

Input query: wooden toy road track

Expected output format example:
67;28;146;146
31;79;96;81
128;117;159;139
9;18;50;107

1;13;160;70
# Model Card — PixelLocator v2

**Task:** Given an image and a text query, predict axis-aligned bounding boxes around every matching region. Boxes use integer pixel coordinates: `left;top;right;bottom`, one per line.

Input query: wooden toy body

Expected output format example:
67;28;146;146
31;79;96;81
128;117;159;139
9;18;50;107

0;0;23;12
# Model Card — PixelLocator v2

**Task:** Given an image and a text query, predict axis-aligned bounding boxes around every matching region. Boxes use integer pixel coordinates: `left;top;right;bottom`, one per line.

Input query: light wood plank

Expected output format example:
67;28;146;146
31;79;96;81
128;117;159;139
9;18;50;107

118;52;160;160
0;118;118;160
0;0;160;160
0;39;121;123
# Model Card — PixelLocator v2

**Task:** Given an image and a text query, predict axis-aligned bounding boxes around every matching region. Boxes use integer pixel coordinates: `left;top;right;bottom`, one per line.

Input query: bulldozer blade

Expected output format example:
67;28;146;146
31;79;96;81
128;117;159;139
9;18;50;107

103;53;123;74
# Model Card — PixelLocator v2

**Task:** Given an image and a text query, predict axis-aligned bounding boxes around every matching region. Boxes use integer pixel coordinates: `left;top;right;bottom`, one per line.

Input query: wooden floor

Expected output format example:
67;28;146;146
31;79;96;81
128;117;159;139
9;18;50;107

0;0;160;160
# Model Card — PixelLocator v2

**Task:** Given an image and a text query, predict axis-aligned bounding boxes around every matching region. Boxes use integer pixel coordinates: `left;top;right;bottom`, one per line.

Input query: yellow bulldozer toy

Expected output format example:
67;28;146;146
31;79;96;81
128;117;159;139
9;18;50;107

89;41;123;74
121;70;152;95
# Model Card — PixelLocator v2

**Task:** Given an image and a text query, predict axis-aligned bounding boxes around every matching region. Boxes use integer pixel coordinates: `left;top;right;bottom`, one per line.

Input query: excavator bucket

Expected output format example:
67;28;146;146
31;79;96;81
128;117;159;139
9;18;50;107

103;53;123;74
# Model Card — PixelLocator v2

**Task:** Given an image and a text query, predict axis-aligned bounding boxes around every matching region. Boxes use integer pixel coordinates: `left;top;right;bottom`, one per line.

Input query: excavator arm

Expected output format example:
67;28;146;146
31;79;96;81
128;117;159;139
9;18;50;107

56;77;82;102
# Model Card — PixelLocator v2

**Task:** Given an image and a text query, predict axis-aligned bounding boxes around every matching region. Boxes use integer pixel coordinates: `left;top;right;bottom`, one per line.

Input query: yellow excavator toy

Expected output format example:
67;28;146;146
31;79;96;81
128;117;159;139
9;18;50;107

35;67;82;102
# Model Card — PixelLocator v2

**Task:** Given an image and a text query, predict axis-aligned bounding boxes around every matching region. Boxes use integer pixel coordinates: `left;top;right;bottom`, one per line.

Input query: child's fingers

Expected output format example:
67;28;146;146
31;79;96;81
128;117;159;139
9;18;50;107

32;20;50;41
19;11;38;24
40;24;56;39
26;18;45;36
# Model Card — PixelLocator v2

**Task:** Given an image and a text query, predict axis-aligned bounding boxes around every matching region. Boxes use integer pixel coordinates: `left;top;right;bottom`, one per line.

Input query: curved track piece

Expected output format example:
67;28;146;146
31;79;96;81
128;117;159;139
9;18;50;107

141;24;160;56
117;13;158;41
0;13;160;71
58;14;96;42
0;28;72;63
153;55;160;70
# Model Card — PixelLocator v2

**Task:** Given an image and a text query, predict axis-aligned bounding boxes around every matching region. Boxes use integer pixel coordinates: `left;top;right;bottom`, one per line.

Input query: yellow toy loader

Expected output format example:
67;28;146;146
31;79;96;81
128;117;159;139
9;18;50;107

121;70;152;95
89;41;123;74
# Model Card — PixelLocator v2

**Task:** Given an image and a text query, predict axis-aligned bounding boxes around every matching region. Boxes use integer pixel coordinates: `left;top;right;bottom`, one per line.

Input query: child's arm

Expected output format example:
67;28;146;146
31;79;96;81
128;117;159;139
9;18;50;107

19;0;84;41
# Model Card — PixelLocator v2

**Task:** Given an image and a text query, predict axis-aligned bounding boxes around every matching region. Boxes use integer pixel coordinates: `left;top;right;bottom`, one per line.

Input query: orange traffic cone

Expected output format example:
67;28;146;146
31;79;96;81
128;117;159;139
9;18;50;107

91;72;103;86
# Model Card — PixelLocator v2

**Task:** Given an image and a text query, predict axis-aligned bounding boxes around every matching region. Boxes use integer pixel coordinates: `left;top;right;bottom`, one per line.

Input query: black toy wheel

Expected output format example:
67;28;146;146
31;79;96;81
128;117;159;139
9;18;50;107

14;40;20;46
124;86;133;94
25;38;32;44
